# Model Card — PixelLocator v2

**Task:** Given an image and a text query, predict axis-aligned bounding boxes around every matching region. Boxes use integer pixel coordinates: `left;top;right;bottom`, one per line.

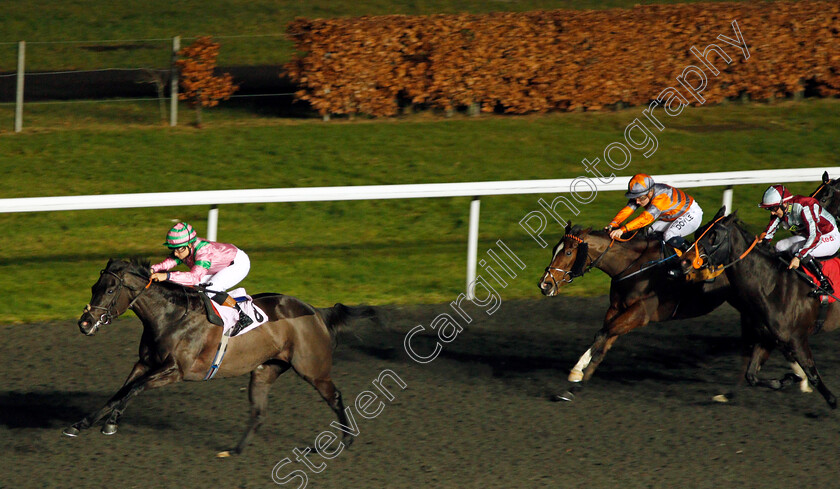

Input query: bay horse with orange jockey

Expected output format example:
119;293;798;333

538;218;744;401
65;258;378;454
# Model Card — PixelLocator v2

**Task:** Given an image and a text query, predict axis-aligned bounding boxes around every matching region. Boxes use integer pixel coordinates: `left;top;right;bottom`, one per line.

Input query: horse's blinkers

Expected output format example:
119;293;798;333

696;223;732;269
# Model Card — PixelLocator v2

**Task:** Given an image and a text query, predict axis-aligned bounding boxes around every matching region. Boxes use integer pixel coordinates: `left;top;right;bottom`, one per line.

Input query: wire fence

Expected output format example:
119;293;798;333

0;33;302;132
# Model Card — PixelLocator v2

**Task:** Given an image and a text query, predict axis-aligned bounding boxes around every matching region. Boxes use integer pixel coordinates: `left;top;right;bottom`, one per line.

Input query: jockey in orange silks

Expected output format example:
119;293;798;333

606;173;704;254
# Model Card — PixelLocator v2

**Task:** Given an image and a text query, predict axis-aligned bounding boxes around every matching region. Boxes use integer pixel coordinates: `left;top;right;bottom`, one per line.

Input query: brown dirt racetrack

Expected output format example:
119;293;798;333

2;295;840;489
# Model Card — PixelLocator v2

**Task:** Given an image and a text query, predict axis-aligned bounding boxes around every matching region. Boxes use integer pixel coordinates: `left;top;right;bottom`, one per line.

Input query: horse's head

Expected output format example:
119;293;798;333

538;223;593;296
812;171;840;219
679;208;739;277
78;258;151;336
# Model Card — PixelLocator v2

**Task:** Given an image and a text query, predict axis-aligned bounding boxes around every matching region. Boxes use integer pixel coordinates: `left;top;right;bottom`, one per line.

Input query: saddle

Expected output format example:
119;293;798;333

198;292;225;326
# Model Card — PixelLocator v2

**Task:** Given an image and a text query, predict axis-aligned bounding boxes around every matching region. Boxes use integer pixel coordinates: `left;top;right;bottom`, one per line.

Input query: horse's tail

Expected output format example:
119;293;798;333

320;303;379;338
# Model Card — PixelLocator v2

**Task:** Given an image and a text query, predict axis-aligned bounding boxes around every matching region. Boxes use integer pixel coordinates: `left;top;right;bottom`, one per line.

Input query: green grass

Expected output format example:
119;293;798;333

0;0;751;70
1;97;839;323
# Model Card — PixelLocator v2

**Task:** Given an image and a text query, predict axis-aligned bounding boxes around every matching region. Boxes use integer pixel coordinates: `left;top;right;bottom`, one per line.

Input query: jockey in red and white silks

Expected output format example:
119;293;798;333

759;185;840;265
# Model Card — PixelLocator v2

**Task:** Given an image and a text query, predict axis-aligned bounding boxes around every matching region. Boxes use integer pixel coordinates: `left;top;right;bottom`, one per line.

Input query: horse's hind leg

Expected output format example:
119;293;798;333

233;361;290;455
789;361;813;393
311;378;355;448
789;337;837;409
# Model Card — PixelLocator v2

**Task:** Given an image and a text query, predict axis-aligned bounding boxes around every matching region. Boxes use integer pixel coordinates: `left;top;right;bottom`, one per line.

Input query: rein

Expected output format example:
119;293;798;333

693;219;764;278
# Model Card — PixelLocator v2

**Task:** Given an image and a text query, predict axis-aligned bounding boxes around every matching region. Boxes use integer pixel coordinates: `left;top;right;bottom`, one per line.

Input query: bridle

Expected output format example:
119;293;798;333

693;219;762;273
84;269;152;330
544;233;612;284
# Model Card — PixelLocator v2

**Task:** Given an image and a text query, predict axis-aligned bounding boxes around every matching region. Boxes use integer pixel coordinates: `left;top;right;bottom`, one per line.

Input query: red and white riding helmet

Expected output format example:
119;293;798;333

758;185;793;209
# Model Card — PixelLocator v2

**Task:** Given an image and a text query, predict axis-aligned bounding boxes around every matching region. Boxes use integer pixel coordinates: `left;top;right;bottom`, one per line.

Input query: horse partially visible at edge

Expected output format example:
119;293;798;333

65;258;378;455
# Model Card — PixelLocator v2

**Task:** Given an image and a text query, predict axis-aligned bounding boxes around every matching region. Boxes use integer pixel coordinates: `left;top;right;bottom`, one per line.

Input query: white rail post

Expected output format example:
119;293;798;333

722;185;734;215
15;41;25;133
170;36;180;127
466;197;480;299
207;205;218;241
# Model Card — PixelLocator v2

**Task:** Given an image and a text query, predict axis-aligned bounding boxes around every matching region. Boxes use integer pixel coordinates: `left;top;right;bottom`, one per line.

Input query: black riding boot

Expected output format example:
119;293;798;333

805;258;834;296
665;236;692;279
212;292;254;336
230;303;253;336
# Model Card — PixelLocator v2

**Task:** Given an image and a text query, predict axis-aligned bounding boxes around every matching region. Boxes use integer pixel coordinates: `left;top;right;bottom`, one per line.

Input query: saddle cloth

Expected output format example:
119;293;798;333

208;287;269;335
801;258;840;303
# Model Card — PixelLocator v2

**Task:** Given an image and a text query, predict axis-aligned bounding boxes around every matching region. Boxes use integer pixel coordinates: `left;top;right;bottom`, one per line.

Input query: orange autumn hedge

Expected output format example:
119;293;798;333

284;1;840;117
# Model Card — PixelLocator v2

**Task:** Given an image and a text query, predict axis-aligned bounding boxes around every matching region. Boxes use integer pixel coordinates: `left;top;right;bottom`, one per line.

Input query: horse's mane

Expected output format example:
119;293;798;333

723;214;778;261
105;257;151;278
577;226;658;253
106;257;204;303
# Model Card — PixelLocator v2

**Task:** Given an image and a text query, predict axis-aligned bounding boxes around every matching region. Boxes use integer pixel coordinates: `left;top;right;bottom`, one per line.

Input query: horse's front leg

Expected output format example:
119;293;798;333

581;301;649;381
63;361;149;436
64;357;183;437
744;342;782;390
554;302;648;401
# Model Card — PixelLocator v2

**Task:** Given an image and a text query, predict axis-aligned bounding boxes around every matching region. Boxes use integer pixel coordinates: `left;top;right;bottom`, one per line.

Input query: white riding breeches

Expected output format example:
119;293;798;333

199;249;251;292
650;200;704;242
775;230;840;259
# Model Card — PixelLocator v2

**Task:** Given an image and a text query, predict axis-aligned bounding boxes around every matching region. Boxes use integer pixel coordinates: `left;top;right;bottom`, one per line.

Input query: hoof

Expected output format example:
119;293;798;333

216;451;232;458
567;370;584;382
62;426;81;437
550;391;575;402
101;424;118;436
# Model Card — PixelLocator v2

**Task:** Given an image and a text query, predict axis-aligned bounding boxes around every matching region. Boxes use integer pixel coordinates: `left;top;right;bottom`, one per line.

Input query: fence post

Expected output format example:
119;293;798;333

15;41;25;133
170;36;180;127
466;197;480;299
207;205;218;242
722;185;734;215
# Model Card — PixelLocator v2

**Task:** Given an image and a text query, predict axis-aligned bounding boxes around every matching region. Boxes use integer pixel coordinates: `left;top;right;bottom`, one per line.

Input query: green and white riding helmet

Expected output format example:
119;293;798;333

164;222;198;249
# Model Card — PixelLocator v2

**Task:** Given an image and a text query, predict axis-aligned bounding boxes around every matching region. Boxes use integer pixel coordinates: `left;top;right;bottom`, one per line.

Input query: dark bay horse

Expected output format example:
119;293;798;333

65;258;378;454
538;222;740;400
689;212;839;408
812;171;840;218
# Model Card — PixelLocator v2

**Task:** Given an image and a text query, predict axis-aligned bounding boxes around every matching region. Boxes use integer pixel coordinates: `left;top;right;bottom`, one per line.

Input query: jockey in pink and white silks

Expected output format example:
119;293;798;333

759;184;840;294
150;222;253;335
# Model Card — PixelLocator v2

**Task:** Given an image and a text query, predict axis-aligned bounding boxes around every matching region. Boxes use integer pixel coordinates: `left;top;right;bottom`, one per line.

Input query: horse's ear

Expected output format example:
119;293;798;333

564;221;573;235
727;209;739;221
713;206;726;220
106;258;117;269
582;226;593;237
824;171;831;184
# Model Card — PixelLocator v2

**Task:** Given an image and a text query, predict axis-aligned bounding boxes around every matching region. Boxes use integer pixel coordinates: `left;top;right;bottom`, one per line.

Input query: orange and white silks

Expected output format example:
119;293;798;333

610;183;695;233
